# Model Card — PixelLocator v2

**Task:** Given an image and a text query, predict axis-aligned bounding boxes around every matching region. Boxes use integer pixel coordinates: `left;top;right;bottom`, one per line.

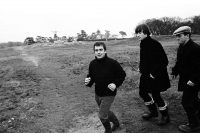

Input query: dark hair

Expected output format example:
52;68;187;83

93;42;106;51
135;24;151;36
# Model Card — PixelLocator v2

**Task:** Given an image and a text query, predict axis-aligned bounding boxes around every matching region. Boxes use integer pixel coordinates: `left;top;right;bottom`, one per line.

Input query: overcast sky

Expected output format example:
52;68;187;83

0;0;200;42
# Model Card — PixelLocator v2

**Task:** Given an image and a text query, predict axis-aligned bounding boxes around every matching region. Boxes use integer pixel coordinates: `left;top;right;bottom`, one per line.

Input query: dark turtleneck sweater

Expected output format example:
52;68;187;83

86;54;126;96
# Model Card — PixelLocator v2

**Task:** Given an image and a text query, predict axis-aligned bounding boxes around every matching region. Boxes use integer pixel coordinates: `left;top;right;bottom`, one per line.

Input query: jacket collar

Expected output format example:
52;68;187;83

181;39;192;48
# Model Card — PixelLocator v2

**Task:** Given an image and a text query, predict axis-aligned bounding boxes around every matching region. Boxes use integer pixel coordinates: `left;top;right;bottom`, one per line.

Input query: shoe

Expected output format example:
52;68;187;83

197;110;200;120
108;111;120;131
157;107;170;126
157;116;170;126
178;123;200;132
142;112;158;120
100;118;112;133
142;103;158;120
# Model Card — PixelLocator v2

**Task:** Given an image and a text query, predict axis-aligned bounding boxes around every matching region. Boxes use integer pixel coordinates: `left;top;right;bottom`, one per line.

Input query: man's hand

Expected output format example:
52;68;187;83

187;80;195;86
108;83;116;91
136;68;140;72
85;77;91;85
150;74;154;79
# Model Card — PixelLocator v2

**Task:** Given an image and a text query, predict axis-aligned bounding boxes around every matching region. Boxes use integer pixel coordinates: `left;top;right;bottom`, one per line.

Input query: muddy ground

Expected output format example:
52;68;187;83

0;36;200;133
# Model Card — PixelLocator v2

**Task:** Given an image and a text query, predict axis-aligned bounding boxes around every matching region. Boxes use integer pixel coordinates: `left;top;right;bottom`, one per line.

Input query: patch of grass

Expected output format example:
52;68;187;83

0;58;43;132
0;48;20;58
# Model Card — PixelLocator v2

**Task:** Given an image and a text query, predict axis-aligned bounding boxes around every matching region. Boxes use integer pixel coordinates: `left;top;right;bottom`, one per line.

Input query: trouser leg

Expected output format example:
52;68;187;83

178;86;200;132
181;86;199;126
139;88;158;120
194;94;200;119
108;111;120;131
151;91;165;107
95;95;114;133
100;118;112;133
151;91;170;125
139;75;153;102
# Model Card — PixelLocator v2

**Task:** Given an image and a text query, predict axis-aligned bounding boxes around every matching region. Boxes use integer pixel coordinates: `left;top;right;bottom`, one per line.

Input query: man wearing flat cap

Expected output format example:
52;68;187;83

171;26;200;132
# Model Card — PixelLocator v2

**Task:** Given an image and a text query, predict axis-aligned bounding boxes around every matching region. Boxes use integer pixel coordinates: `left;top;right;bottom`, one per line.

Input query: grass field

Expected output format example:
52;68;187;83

0;35;200;133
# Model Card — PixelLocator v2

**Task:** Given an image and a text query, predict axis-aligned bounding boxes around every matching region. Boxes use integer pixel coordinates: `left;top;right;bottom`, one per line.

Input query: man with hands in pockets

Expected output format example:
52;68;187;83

171;26;200;132
85;42;126;133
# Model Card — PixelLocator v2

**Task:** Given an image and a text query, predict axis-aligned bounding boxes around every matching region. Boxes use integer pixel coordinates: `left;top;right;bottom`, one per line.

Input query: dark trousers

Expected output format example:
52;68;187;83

182;85;200;125
95;94;115;122
139;87;165;107
139;75;165;107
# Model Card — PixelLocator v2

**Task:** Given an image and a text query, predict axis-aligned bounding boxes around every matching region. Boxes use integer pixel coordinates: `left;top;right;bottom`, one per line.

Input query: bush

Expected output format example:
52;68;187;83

0;42;24;48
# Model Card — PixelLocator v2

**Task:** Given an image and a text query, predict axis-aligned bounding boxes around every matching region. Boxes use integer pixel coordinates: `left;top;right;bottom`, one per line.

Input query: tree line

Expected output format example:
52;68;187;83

77;15;200;41
143;15;200;35
76;30;127;41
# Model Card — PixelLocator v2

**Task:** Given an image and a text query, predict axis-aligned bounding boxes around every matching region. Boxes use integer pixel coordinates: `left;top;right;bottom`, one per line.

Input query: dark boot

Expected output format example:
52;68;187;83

100;118;112;133
178;123;200;132
108;111;120;131
197;111;200;120
195;109;200;120
195;99;200;120
179;112;200;132
142;103;158;120
157;107;170;126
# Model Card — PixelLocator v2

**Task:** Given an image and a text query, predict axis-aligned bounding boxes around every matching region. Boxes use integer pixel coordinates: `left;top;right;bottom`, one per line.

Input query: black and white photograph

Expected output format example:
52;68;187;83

0;0;200;132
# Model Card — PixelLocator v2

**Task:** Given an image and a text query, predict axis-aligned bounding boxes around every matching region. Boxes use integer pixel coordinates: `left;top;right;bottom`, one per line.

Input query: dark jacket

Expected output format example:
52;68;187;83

139;36;170;92
86;54;126;96
171;39;200;91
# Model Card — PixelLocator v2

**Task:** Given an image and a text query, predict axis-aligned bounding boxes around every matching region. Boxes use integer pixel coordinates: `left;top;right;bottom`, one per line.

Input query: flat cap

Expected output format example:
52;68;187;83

173;26;191;35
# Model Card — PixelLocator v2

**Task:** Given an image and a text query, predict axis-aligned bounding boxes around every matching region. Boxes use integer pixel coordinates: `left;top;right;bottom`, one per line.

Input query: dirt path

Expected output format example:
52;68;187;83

13;46;39;67
11;45;104;132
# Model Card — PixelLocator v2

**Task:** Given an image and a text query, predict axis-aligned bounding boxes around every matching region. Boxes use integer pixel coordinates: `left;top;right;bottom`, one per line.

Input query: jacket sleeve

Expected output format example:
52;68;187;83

171;47;180;76
113;61;126;88
189;46;200;84
86;62;95;87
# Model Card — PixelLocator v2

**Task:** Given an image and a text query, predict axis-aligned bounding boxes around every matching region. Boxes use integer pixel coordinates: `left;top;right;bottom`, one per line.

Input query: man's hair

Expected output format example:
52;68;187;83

135;24;151;36
93;42;106;51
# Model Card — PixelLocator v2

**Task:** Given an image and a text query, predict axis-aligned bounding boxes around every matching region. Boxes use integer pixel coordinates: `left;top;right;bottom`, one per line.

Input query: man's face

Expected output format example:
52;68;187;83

94;45;106;59
136;32;147;41
175;34;189;45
